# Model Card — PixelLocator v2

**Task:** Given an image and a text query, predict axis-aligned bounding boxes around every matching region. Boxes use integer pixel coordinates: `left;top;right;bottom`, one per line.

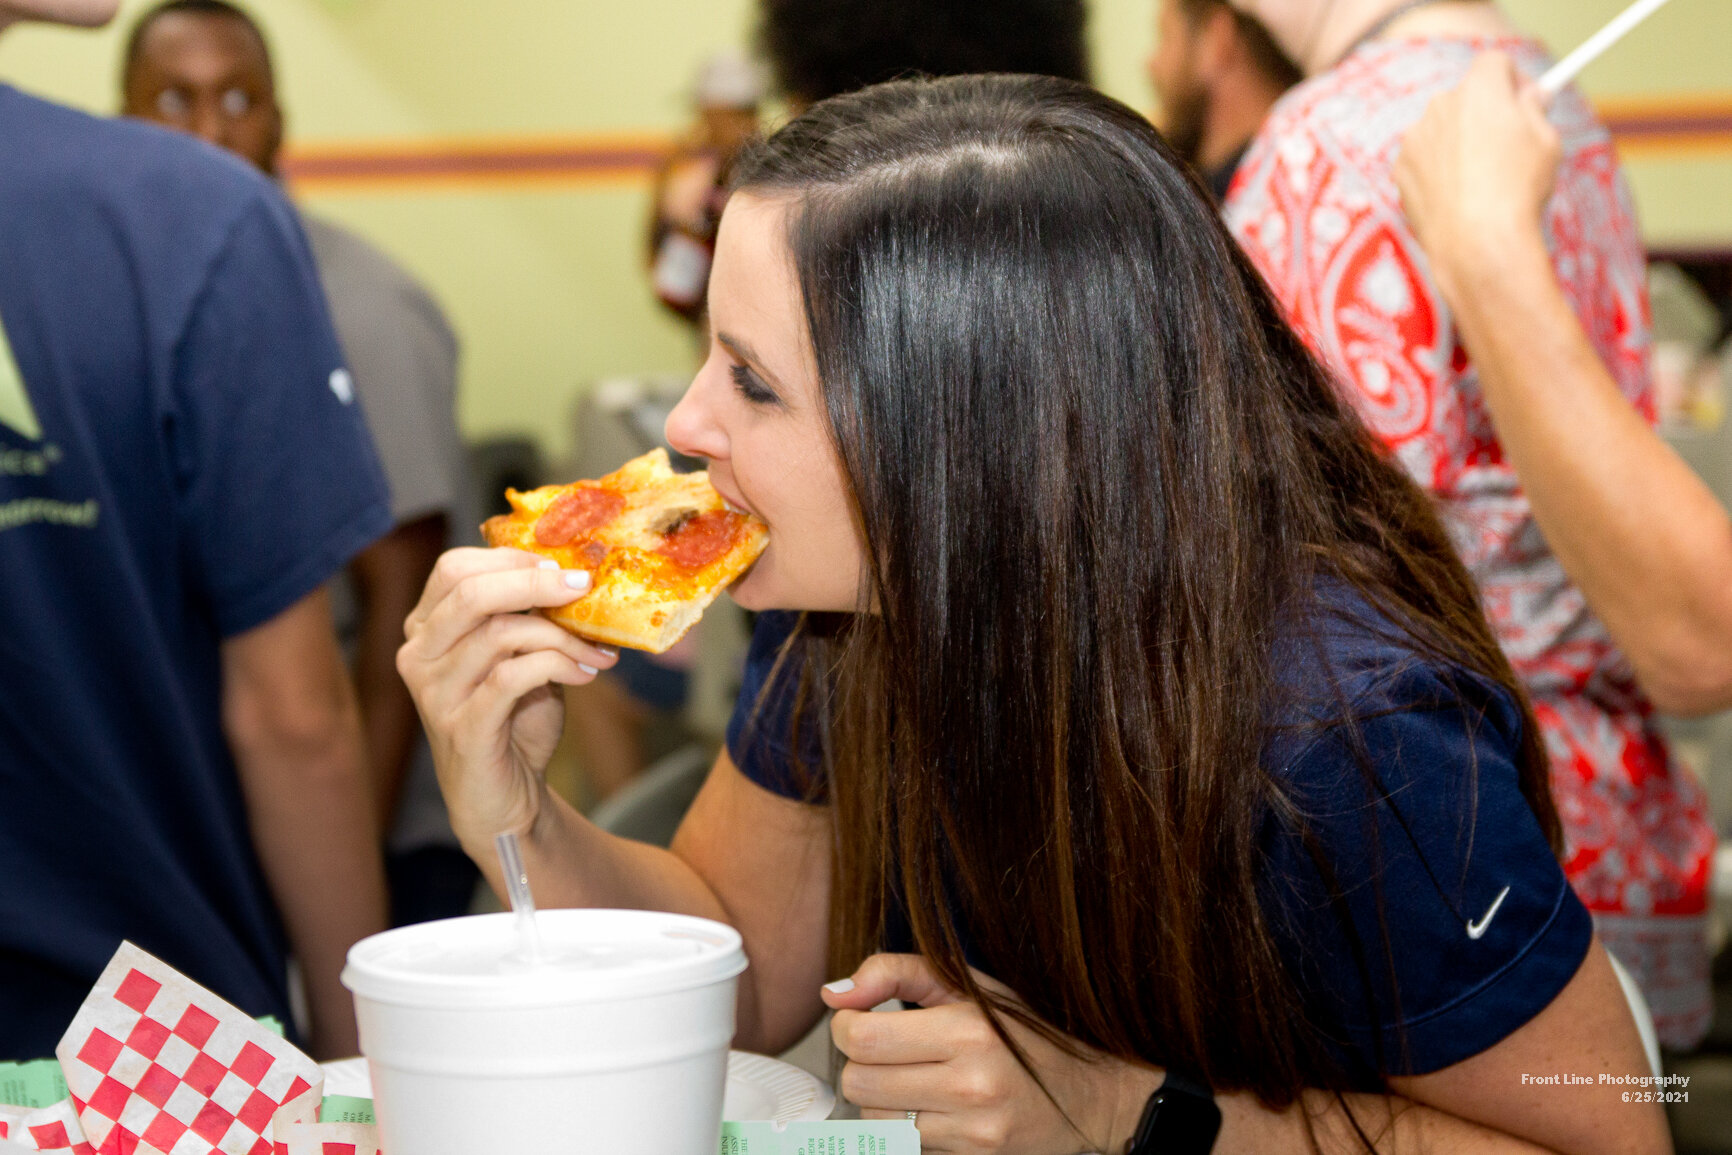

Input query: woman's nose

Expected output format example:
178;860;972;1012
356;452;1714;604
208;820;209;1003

665;369;727;464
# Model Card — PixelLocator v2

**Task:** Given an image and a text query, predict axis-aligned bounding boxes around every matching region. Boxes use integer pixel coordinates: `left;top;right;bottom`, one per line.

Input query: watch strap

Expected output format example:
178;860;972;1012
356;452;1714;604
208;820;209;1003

1157;1069;1213;1102
1125;1067;1221;1155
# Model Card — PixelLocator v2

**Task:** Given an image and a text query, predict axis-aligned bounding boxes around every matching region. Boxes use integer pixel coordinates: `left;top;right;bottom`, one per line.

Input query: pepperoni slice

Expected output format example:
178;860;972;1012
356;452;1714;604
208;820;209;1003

534;486;625;547
656;509;743;570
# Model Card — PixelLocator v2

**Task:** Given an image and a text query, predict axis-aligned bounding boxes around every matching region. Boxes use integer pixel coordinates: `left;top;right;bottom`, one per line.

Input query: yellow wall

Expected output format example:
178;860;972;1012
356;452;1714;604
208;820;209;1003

1;0;1726;459
1505;0;1732;262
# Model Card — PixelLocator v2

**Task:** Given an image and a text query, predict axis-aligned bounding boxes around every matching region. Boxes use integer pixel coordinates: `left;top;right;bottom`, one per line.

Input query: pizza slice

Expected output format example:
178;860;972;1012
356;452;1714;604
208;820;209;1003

481;448;768;653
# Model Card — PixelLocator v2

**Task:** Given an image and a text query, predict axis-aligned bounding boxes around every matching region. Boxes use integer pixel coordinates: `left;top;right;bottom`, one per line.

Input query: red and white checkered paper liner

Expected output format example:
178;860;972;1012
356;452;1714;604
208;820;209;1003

54;943;323;1155
0;1099;94;1154
272;1122;380;1155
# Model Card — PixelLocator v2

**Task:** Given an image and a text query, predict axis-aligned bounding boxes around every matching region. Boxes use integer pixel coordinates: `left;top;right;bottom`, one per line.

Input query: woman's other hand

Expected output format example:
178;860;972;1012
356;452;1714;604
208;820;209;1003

823;954;1161;1154
397;547;619;852
1395;50;1562;302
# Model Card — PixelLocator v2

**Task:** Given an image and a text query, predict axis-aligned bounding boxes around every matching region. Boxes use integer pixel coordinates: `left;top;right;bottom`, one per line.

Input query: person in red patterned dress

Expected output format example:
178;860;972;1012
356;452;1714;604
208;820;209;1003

1222;0;1715;1047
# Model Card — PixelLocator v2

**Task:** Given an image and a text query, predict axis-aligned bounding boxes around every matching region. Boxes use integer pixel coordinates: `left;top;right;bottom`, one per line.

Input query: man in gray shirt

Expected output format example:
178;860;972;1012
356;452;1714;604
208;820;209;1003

121;0;477;924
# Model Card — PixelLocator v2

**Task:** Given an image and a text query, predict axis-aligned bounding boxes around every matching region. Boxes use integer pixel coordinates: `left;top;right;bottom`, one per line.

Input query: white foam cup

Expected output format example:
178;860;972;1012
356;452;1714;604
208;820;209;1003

341;909;747;1155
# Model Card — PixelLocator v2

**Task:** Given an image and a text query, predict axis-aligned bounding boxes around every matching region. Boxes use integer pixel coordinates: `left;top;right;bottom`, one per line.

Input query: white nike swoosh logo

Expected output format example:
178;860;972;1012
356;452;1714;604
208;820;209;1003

1466;886;1512;940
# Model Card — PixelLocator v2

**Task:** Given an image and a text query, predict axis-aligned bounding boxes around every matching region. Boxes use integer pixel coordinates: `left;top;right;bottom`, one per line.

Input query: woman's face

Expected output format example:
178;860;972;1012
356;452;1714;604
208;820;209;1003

665;192;865;613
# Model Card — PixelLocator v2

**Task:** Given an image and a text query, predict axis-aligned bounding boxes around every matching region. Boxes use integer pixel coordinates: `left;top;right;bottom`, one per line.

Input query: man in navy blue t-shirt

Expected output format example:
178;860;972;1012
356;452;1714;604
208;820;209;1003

0;0;392;1059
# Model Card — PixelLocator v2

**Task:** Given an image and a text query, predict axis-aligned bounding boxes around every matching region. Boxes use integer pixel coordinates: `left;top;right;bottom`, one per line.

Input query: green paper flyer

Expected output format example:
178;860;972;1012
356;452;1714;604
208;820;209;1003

318;1094;376;1124
0;1059;65;1110
719;1120;919;1154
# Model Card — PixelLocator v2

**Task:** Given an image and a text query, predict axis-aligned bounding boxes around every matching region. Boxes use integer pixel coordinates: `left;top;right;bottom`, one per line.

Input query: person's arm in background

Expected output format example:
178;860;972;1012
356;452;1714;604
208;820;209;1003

1396;52;1732;717
223;587;387;1059
310;222;468;833
350;512;448;831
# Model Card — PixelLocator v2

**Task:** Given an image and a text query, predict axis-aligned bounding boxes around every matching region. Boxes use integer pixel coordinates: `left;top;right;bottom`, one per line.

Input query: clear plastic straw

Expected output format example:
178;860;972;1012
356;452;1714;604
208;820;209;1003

494;831;546;963
1539;0;1679;98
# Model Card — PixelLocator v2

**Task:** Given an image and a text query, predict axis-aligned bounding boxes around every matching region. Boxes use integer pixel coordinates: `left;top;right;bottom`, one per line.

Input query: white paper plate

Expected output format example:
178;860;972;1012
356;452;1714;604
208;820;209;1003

319;1050;834;1124
721;1051;835;1124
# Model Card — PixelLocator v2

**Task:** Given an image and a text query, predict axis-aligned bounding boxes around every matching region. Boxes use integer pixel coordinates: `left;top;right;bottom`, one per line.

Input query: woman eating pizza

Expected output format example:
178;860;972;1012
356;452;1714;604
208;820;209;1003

396;76;1667;1154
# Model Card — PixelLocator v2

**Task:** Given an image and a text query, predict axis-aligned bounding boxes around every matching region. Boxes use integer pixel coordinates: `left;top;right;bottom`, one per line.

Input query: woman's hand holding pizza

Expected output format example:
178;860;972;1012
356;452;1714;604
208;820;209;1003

397;546;619;852
823;954;1162;1155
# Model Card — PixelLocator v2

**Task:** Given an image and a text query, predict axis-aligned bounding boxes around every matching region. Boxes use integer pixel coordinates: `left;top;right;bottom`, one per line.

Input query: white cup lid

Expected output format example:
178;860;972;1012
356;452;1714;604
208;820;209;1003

342;909;747;1008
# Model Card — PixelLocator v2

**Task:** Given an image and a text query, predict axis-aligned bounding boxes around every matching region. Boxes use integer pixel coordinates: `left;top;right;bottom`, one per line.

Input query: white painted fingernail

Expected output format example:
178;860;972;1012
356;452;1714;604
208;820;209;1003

596;645;619;659
824;978;855;994
563;570;591;591
578;662;598;676
537;559;559;571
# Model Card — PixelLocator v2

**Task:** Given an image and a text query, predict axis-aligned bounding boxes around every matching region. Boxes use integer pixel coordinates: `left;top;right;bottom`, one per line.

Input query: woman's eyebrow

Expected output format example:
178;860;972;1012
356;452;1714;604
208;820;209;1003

716;332;786;391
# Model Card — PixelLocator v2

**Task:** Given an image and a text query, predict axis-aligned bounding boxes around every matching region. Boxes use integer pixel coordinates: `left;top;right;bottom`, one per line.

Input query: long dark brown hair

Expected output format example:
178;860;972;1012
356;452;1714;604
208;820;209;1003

733;75;1557;1112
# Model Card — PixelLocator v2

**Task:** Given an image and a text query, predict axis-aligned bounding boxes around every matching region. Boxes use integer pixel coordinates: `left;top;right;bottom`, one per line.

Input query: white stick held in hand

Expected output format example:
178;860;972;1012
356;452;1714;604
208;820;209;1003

1539;0;1680;98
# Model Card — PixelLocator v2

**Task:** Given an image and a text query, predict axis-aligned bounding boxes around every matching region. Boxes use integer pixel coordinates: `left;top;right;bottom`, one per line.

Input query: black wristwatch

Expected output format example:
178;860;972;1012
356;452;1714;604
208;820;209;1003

1123;1069;1221;1155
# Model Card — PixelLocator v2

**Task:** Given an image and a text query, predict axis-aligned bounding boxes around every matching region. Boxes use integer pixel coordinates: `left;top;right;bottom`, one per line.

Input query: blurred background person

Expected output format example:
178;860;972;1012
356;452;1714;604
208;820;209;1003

0;0;387;1059
758;0;1089;109
1223;0;1716;1049
647;49;765;326
122;0;478;927
1147;0;1301;201
1395;53;1732;721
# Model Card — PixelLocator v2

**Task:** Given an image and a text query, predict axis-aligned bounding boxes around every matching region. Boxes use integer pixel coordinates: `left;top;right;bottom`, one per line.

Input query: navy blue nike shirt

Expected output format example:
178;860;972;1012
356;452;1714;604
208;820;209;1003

728;587;1592;1085
0;85;391;1057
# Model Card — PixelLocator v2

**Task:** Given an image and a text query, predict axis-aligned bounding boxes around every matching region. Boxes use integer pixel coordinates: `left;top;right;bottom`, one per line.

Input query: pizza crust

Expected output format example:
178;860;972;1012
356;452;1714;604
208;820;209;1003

480;448;768;653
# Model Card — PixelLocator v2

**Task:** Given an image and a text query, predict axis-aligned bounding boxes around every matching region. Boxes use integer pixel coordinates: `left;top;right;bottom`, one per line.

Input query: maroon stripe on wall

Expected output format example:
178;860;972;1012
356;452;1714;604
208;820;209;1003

280;100;1732;191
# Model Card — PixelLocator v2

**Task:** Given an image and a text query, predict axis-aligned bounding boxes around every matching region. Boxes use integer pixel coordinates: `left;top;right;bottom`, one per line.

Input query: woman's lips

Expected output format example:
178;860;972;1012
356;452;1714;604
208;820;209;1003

711;479;767;588
711;478;760;522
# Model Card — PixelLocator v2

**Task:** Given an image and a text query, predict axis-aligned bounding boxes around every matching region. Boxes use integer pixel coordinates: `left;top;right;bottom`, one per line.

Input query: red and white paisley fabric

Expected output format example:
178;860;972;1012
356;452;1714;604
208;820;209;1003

1226;38;1715;1047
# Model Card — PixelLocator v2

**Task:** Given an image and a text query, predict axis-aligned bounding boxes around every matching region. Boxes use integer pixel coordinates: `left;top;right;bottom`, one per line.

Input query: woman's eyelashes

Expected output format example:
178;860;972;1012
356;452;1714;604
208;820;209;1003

729;362;781;406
